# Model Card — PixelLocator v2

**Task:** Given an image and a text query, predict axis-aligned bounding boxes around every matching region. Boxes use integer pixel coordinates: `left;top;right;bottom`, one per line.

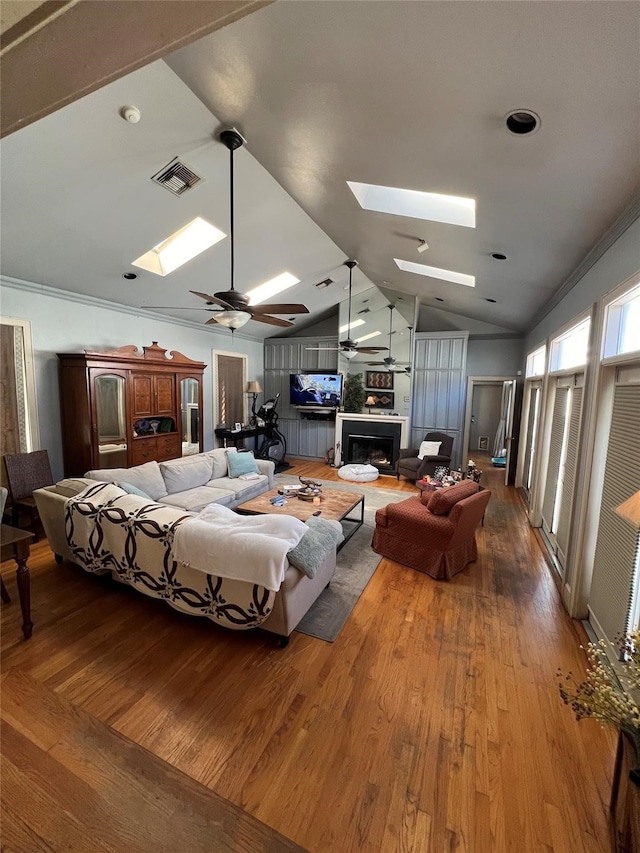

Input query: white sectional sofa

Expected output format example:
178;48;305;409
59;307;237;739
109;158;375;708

32;450;339;643
84;447;274;511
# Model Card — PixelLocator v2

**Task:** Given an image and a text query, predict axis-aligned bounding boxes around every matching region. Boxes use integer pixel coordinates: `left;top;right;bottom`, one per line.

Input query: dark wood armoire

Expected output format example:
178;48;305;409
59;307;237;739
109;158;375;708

57;342;206;477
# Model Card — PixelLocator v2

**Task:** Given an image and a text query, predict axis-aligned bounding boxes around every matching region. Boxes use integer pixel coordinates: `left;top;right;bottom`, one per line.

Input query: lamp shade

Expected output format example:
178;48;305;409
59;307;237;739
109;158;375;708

615;491;640;530
213;310;251;330
365;395;376;406
246;380;262;394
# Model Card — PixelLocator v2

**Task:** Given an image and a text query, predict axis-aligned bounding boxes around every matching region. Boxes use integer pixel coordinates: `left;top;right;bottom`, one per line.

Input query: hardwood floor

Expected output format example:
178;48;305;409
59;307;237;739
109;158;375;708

1;458;616;852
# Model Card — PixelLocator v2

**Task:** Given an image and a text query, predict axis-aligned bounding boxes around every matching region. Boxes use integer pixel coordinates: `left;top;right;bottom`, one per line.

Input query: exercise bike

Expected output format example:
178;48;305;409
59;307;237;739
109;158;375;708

255;393;287;468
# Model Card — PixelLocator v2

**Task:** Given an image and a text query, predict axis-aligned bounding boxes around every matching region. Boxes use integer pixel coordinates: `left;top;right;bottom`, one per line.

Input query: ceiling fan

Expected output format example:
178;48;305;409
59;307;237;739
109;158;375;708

143;128;309;332
367;304;412;371
306;259;388;360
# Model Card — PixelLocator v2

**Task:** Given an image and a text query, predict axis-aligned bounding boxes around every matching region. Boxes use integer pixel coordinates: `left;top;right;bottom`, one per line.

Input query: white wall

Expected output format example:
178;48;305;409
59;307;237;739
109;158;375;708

0;278;264;480
466;337;524;377
525;216;640;348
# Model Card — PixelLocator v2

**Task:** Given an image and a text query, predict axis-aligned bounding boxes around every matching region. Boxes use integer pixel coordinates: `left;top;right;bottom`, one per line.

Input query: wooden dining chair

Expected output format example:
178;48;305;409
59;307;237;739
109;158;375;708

3;450;54;541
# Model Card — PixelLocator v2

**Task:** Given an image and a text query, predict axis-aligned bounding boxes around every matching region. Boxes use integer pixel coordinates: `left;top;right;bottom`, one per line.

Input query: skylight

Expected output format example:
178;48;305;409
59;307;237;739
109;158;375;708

394;258;475;288
347;181;476;228
355;330;382;343
132;217;225;276
339;318;366;334
247;272;300;306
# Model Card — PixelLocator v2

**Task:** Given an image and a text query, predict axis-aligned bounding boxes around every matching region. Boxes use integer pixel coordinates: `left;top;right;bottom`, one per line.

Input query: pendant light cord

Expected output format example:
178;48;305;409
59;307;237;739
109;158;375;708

229;145;235;292
347;265;353;334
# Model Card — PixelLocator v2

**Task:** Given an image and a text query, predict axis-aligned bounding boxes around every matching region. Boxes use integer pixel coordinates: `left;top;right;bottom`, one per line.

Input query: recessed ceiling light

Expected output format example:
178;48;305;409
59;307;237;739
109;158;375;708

339;318;366;334
505;109;541;136
132;217;226;276
355;330;382;343
247;271;300;305
394;258;475;288
435;297;445;302
486;298;497;303
122;272;137;280
491;252;508;260
347;181;476;228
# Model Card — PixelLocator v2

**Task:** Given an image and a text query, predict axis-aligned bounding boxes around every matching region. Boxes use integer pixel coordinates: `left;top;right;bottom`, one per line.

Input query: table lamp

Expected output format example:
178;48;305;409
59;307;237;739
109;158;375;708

365;395;376;414
246;380;262;425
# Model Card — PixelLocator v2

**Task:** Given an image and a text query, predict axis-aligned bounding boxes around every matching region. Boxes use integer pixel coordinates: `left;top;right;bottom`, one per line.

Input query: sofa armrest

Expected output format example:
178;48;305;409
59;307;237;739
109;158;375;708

374;507;389;528
255;458;275;487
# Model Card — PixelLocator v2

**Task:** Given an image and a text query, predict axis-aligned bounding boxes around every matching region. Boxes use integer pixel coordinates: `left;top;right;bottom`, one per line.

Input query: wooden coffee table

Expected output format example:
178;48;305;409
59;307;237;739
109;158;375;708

236;487;365;552
1;524;34;639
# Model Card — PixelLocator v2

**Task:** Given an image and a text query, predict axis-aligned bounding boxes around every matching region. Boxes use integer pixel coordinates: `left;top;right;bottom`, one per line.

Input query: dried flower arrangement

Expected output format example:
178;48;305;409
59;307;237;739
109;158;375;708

558;631;640;774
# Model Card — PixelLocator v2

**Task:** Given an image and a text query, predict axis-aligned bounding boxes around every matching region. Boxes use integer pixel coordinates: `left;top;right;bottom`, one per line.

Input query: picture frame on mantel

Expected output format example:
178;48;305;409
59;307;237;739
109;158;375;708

366;371;394;390
367;392;394;409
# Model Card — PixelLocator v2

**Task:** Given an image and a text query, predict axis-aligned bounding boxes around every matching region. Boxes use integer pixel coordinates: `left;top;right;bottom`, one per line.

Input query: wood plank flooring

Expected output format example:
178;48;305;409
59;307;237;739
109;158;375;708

1;457;616;852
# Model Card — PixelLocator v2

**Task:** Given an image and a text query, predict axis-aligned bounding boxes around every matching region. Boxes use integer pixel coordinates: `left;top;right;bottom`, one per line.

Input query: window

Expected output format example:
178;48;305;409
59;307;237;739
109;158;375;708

603;281;640;360
522;382;542;499
549;318;590;373
525;345;546;378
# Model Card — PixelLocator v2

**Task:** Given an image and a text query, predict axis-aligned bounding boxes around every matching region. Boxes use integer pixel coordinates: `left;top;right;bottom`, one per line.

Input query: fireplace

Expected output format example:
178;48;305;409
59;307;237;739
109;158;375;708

341;418;403;474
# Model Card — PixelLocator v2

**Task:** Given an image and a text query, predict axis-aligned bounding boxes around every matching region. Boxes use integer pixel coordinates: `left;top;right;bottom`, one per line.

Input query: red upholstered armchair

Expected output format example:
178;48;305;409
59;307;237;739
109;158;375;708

372;479;490;580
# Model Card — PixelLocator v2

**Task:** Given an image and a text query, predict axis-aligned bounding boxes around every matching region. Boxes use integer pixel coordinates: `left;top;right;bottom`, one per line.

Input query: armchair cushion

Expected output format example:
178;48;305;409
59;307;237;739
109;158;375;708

418;440;442;459
427;480;479;515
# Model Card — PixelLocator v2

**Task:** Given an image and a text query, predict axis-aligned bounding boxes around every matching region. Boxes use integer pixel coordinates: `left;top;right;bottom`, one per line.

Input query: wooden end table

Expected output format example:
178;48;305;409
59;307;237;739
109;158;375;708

1;524;34;639
236;487;365;552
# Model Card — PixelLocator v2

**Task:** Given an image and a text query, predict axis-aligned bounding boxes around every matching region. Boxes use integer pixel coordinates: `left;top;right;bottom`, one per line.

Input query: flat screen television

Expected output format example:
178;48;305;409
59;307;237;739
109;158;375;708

290;373;343;407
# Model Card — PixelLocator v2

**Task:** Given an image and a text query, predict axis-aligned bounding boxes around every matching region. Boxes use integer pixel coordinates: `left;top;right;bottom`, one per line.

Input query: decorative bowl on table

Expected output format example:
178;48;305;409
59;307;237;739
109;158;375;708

296;476;323;501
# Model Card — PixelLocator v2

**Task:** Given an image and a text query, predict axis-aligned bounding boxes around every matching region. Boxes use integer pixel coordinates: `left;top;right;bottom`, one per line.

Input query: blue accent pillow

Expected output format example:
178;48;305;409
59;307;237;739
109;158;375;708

226;450;260;478
116;481;151;499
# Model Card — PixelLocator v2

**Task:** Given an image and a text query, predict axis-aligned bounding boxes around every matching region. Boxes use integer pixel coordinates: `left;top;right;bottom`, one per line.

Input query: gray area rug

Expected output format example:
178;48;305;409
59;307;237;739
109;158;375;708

274;474;409;642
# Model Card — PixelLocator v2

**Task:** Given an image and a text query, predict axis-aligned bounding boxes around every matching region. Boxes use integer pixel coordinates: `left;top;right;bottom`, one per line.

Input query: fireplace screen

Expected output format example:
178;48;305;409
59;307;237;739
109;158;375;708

347;434;395;470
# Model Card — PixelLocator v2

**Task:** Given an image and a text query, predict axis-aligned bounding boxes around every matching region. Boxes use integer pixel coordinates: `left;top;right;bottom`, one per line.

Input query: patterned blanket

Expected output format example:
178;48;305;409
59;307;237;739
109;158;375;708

64;482;276;630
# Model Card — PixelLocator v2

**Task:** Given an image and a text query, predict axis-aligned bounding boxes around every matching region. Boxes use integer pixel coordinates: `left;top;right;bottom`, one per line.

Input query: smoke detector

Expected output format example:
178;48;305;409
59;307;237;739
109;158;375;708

120;105;141;124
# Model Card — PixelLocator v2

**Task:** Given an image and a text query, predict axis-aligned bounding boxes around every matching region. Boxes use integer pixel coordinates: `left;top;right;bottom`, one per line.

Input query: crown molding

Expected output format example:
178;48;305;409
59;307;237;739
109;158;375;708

0;275;265;344
528;197;640;331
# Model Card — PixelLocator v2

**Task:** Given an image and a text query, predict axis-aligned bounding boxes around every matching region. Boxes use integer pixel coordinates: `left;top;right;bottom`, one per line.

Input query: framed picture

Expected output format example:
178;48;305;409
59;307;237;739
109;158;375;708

366;371;394;390
367;392;394;409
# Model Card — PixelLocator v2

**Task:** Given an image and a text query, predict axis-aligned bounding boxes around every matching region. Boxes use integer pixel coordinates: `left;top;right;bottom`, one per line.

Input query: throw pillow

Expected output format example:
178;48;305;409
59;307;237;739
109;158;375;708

116;481;152;499
226;450;260;479
427;479;478;515
287;517;344;578
417;440;442;460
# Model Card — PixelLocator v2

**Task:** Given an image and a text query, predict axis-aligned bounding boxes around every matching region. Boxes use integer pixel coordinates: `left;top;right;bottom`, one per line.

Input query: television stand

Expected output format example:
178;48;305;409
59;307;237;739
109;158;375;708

296;407;337;421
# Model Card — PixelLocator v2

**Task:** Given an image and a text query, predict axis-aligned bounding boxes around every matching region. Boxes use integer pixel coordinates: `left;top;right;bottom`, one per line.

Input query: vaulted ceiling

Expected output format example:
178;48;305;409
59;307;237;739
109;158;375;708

1;1;638;342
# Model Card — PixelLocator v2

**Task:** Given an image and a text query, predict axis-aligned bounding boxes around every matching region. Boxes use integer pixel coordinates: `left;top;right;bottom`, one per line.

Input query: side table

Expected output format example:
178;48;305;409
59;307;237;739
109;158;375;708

1;524;34;639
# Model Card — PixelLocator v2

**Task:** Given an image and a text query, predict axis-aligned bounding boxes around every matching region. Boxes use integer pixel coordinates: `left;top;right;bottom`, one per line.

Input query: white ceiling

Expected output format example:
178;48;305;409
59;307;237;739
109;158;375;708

1;1;638;340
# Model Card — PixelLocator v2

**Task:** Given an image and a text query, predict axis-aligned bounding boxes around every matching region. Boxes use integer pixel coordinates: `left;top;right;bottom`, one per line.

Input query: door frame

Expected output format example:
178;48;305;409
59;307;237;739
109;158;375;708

462;376;517;477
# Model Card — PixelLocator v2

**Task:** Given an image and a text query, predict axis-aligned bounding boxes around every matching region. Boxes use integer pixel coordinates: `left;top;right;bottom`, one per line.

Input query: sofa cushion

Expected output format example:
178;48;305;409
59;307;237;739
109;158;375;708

427;480;478;515
159;455;213;493
287;517;343;579
118;481;152;499
158;486;235;512
84;461;168;500
206;475;268;497
226;450;260;478
206;448;232;479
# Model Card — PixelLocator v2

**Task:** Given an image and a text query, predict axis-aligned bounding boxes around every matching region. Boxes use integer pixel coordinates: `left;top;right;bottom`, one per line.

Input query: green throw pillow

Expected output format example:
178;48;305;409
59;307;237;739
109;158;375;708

226;450;260;478
116;480;152;499
287;517;344;578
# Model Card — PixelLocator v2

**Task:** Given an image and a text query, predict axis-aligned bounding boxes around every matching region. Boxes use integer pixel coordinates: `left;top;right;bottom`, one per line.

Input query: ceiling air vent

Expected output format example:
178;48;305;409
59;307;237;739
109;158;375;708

314;278;334;289
357;307;371;315
151;157;203;196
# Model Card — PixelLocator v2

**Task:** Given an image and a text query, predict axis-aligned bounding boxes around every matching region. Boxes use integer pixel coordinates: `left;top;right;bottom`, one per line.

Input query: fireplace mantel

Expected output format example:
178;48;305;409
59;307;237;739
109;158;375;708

334;413;409;467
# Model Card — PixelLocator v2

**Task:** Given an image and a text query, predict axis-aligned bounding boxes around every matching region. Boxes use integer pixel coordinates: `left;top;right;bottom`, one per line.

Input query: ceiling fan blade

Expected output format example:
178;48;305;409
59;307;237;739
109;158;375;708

250;313;294;327
354;346;389;354
190;290;234;310
143;306;218;311
251;303;309;314
306;347;340;351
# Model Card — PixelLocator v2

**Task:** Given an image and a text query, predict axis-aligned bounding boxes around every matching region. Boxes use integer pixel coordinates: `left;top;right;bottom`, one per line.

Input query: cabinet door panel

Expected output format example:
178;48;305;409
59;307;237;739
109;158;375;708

154;375;175;416
131;374;153;417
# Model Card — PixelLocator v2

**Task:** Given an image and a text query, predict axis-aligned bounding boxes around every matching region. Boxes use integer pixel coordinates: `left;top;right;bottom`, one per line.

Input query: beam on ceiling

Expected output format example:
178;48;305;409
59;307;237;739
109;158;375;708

0;0;273;138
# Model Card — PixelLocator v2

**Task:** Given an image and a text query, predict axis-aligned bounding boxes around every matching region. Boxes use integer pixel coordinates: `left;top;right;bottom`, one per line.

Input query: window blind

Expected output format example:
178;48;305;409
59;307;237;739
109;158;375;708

588;382;640;642
541;386;569;533
555;386;583;563
523;383;541;497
